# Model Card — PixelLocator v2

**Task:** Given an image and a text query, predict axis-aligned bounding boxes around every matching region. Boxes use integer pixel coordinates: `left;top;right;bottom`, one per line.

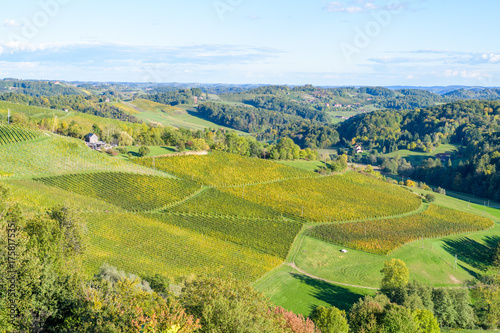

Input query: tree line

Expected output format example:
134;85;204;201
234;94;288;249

338;100;500;200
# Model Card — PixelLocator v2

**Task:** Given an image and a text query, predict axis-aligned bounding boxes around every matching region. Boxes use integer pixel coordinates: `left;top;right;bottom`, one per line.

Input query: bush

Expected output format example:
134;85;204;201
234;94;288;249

106;148;118;156
433;187;446;195
425;194;436;202
138;146;150;157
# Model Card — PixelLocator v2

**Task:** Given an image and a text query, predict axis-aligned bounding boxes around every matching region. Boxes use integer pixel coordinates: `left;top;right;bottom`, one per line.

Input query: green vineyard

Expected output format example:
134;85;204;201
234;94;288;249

36;172;201;211
0;123;40;145
0;135;165;177
168;187;282;219
134;151;318;186
83;211;283;282
308;205;495;254
221;172;422;222
147;213;302;258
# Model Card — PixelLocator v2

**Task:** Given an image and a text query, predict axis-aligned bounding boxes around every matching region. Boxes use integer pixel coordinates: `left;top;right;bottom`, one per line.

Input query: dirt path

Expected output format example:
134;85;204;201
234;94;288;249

285;262;379;290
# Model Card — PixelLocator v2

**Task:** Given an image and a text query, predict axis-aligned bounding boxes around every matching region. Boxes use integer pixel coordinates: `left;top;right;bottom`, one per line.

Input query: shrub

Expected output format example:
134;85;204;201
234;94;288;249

425;194;436;202
138;146;150;157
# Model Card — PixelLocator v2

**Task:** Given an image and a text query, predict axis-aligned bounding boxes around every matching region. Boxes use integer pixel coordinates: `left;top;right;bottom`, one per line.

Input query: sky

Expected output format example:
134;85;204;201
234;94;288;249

0;0;499;86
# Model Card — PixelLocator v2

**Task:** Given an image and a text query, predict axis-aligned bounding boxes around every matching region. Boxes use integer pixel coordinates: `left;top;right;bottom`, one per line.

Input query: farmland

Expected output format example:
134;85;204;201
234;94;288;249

308;204;494;254
1;179;282;282
36;172;201;211
0;123;41;145
145;212;302;258
221;172;422;222
134;151;317;186
0;134;164;178
167;187;282;219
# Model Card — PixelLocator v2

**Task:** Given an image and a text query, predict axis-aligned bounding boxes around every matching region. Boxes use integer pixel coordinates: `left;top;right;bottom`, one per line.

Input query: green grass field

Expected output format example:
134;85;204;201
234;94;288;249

253;265;375;317
276;160;325;172
384;143;459;164
126;99;246;132
117;145;178;159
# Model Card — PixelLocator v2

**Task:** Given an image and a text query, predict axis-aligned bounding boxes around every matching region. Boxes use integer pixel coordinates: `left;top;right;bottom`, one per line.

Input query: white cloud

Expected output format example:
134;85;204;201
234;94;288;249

324;0;378;13
4;19;21;27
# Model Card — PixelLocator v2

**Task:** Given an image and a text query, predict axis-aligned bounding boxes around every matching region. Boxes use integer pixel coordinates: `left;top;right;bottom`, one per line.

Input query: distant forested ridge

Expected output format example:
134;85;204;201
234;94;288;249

0;93;137;122
0;80;83;96
339;100;500;200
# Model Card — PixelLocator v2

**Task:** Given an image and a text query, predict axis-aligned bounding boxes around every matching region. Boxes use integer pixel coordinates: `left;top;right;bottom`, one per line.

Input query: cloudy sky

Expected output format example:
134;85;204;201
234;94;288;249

0;0;498;86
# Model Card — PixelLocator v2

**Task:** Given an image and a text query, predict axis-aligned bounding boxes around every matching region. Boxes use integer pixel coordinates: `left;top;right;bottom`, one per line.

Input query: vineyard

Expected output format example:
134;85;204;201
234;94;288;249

308;204;495;254
221;172;422;222
0;135;165;177
146;213;302;258
0;123;41;145
0;101;68;119
3;179;282;282
84;211;283;282
168;187;282;219
134;151;318;186
36;172;201;211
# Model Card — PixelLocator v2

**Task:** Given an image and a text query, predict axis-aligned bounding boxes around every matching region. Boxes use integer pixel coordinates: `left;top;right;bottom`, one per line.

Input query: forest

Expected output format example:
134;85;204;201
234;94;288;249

338;100;500;200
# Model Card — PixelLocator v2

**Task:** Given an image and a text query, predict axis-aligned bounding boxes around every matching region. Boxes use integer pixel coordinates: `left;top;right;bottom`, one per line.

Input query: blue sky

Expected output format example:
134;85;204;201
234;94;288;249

0;0;498;86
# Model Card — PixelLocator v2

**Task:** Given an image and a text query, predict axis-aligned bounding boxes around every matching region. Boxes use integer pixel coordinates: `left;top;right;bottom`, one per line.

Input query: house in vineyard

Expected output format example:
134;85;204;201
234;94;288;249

84;133;106;151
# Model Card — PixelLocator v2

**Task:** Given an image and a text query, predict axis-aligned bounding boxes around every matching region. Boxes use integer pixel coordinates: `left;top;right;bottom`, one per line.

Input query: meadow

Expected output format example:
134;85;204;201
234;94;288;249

222;172;422;222
36;172;201;211
308;204;494;254
134;151;317;186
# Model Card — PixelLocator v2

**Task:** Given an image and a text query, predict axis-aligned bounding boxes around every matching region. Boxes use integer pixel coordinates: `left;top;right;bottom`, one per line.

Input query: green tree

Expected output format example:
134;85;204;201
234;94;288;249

180;277;283;333
138;145;150;157
118;131;134;146
492;242;500;269
412;309;440;333
311;306;349;333
432;288;457;328
349;294;389;333
381;259;410;290
379;303;419;333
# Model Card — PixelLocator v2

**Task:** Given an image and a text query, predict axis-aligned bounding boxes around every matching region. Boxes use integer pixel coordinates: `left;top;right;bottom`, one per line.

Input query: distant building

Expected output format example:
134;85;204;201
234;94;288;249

84;133;106;150
85;133;99;143
334;104;342;107
435;153;452;162
355;144;363;154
